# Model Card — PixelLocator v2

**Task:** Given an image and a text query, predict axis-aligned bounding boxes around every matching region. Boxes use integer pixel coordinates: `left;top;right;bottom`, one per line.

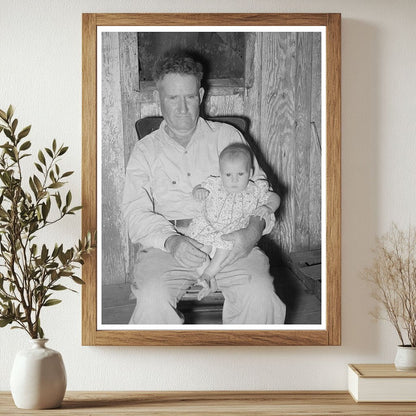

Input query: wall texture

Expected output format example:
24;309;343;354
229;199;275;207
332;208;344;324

1;0;416;391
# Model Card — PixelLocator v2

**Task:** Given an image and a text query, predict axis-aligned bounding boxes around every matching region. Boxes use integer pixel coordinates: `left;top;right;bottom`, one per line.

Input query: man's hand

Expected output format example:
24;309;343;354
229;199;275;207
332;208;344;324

220;216;265;268
165;235;207;268
192;185;210;201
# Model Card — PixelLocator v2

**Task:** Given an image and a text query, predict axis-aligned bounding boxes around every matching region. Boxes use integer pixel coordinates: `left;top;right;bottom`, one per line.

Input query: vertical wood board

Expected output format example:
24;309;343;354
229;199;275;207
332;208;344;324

101;32;127;284
260;32;297;257
309;32;322;249
293;33;313;251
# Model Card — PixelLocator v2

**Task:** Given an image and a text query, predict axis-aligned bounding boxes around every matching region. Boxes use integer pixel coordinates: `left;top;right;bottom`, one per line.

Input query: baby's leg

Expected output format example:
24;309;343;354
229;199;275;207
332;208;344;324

197;248;230;300
202;248;229;278
195;244;212;276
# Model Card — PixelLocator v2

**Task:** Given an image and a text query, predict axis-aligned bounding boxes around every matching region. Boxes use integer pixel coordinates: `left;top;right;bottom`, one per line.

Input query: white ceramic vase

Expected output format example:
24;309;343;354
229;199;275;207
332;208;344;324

10;338;67;409
394;345;416;371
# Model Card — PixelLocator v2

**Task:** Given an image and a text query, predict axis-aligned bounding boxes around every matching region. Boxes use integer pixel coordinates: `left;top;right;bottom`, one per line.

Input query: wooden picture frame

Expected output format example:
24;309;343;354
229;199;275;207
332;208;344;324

82;13;341;346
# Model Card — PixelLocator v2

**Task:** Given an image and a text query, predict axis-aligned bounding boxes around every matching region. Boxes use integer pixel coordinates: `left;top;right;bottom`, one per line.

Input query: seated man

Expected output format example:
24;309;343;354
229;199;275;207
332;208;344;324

122;51;286;324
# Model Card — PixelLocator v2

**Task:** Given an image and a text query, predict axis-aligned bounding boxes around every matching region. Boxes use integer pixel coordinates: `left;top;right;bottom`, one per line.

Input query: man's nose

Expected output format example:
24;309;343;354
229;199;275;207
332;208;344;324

178;97;188;113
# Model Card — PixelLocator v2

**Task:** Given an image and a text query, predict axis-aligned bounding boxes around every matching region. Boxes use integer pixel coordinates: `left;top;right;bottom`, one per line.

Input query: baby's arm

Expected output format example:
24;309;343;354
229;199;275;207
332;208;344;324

192;184;210;201
253;192;281;219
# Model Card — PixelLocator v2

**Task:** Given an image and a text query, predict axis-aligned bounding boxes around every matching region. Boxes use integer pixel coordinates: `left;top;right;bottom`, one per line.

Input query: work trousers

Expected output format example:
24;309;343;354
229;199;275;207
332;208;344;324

129;247;286;325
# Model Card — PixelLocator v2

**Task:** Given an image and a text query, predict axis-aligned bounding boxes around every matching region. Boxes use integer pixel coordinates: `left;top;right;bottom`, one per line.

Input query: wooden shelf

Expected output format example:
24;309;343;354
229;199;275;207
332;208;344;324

1;391;416;415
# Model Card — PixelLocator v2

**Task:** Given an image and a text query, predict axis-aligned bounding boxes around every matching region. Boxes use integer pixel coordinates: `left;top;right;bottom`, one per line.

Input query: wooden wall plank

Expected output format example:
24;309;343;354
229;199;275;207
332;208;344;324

243;32;262;141
204;93;244;117
294;33;313;251
119;32;141;284
119;33;141;165
101;32;127;285
309;32;322;249
260;32;297;262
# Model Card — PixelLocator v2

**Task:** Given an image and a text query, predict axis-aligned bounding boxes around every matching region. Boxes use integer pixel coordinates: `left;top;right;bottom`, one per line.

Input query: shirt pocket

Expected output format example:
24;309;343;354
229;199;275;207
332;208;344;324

151;160;179;203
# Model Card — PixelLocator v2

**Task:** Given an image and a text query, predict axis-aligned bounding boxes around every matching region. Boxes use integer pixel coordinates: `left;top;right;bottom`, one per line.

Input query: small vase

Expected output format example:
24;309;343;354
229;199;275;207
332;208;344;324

394;345;416;371
10;338;67;409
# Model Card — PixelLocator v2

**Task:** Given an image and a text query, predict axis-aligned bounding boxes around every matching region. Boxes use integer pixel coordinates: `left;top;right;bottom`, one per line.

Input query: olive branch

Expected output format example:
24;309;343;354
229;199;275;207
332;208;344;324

0;105;94;339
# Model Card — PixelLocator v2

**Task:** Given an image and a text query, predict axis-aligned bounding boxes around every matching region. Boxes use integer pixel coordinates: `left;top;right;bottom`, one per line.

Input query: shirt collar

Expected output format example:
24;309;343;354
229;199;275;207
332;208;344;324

159;117;209;151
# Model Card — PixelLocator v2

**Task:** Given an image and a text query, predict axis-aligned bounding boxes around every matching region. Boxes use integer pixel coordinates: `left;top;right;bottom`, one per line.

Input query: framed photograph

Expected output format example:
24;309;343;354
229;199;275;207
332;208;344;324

82;13;341;346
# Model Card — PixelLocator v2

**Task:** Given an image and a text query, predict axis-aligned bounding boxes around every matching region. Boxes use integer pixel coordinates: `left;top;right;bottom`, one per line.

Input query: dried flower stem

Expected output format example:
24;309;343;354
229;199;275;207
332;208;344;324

363;223;416;346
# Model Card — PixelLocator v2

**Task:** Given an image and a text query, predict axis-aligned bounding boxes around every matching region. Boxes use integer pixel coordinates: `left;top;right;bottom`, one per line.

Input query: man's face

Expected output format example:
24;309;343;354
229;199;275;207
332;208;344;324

156;73;204;140
220;157;252;193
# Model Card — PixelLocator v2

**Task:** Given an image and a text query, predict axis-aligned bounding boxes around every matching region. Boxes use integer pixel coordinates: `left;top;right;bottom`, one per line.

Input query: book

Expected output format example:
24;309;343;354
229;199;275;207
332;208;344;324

348;364;416;402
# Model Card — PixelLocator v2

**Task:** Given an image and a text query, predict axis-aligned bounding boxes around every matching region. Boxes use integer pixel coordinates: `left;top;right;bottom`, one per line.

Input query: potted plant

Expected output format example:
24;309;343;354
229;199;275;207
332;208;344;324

363;223;416;370
0;106;94;408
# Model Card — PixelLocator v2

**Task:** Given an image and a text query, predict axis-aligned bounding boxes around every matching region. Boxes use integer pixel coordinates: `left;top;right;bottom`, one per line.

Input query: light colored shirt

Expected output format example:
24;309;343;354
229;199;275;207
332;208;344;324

122;117;272;250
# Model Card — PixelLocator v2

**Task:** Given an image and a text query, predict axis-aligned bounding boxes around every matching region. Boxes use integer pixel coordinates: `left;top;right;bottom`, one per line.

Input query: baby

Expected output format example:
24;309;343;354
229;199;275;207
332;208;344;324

186;142;281;300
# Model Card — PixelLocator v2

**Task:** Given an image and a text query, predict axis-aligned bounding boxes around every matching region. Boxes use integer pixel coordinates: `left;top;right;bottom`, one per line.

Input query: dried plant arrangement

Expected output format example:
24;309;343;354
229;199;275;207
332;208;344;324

363;223;416;347
0;105;94;339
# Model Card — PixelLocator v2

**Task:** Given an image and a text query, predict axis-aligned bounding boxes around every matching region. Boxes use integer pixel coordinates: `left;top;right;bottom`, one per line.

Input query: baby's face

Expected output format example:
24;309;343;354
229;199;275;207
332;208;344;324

220;158;252;193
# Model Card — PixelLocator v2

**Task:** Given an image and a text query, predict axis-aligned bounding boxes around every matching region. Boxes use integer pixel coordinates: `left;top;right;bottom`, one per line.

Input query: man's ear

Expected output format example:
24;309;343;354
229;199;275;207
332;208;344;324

199;87;205;103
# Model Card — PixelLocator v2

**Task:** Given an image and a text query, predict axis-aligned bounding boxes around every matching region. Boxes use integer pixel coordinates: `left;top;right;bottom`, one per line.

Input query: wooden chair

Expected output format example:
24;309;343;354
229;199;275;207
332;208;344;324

135;116;247;140
134;115;248;324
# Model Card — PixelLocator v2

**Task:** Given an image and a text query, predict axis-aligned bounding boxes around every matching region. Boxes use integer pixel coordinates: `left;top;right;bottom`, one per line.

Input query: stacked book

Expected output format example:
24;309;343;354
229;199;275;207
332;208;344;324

348;364;416;402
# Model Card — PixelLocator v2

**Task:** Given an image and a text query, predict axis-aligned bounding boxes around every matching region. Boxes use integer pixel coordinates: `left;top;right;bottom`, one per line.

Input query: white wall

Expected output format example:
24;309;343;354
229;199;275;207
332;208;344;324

1;0;416;391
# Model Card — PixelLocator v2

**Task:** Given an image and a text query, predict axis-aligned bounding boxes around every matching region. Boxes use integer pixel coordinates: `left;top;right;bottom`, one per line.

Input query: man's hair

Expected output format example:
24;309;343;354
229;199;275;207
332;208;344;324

219;143;254;171
152;51;204;85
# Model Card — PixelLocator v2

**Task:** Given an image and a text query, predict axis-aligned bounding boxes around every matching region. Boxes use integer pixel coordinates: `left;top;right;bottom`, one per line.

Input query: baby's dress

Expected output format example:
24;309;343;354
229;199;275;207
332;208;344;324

187;176;275;250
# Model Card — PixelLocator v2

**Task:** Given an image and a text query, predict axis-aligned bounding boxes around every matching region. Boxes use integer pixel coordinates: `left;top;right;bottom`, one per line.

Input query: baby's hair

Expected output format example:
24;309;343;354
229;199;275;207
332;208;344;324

219;143;253;171
152;50;203;86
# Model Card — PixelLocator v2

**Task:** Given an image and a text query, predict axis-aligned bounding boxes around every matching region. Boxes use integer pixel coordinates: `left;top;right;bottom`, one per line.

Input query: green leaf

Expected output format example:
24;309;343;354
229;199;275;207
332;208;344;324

34;162;43;173
55;192;62;208
41;202;50;220
11;118;18;133
43;299;62;307
4;128;12;140
38;325;44;339
19;140;31;151
38;150;46;165
0;317;13;327
61;171;74;178
45;148;53;158
29;177;38;196
69;206;82;214
0;109;7;121
50;285;68;291
52;139;57;152
41;244;48;262
71;276;85;285
58;146;68;156
65;191;72;207
33;175;43;192
48;182;64;189
6;105;14;121
17;125;31;140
